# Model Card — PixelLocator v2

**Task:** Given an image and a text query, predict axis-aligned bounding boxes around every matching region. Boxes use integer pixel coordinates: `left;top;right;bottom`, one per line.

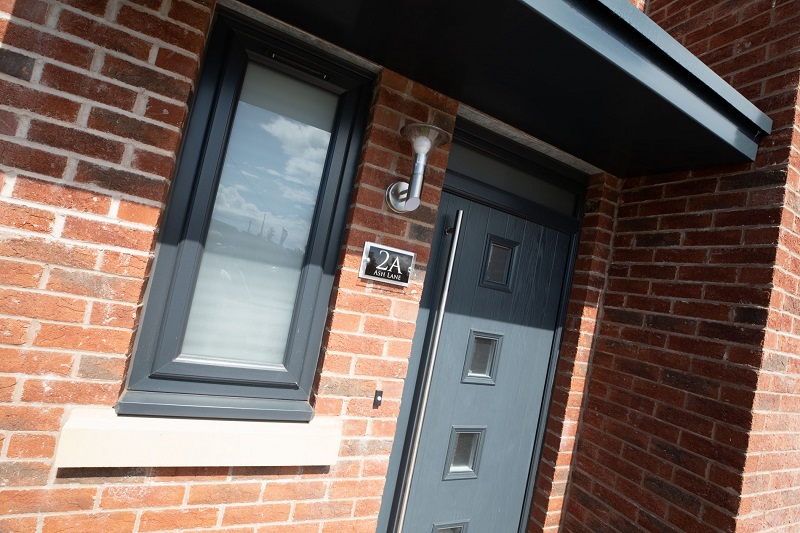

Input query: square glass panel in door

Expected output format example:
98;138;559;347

443;427;485;480
480;235;518;291
180;61;338;367
462;331;502;385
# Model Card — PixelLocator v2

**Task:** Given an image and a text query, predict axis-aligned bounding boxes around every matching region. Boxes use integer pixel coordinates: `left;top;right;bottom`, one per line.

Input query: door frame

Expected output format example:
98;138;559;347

377;121;588;533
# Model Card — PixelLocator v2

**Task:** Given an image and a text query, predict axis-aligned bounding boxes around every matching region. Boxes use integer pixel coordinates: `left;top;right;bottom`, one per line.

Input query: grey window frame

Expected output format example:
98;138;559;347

116;11;371;421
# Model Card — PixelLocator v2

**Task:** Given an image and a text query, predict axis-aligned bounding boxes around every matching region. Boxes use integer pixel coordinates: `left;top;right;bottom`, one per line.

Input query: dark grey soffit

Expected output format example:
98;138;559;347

241;0;772;177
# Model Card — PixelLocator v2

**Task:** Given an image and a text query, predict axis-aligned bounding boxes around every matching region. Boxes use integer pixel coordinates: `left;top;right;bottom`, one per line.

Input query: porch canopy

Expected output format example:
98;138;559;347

244;0;772;177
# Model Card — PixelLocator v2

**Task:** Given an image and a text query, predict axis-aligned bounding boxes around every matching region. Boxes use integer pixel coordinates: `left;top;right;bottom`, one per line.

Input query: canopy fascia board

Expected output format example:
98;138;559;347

533;0;771;158
233;0;773;177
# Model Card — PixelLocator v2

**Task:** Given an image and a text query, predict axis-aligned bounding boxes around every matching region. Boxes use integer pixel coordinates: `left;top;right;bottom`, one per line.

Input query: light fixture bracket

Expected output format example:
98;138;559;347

386;123;451;213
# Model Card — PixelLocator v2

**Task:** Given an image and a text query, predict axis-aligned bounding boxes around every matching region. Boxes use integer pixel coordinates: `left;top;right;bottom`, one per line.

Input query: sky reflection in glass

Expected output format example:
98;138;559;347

181;62;337;366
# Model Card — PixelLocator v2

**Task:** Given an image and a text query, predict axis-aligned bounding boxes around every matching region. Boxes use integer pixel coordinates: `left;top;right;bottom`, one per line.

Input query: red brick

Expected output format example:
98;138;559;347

42;512;137;533
117;5;205;53
88;107;181;152
0;517;37;532
0;258;43;288
0;460;52;486
0;287;86;322
89;302;138;329
331;291;392;316
58;0;108;16
39;63;137;111
0;375;16;401
0;233;99;269
102;55;192;102
374;88;429;123
0;404;62;431
117;200;161;227
0;141;68;178
346;397;400;417
77;354;127;380
221;503;292;526
47;267;145;303
21;378;119;404
13;176;112;215
378;70;409;93
0;347;73;376
321;519;377;533
255;524;319;533
0;317;28;345
33;323;133;353
348;207;408;235
362;315;415;339
293;499;353;521
187;482;262;504
28;120;125;163
0;108;17;135
0;0;48;23
57;10;152;61
126;0;163;10
130;149;175;178
328;311;362;333
99;250;150;278
100;485;185;509
410;82;458;115
144;96;187;128
138;507;218;532
0;201;54;233
74;161;169;203
317;376;375;397
167;0;212;33
371;106;403;131
0;487;94;514
154;47;199;80
7;433;57;458
62;216;155;252
329;479;385;499
0;47;35;81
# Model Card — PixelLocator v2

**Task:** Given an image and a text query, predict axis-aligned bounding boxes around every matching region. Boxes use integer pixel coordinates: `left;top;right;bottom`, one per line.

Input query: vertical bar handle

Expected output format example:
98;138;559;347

395;209;464;532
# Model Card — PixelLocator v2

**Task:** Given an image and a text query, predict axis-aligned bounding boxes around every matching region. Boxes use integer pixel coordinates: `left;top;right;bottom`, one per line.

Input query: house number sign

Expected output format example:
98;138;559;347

359;242;415;287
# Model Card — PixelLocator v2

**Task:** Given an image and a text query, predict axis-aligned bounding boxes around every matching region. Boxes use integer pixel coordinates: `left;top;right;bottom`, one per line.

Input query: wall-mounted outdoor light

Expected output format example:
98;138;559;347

386;123;451;213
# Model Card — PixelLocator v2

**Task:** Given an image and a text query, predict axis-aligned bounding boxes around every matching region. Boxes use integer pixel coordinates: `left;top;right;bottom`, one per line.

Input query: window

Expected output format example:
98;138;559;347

116;12;371;421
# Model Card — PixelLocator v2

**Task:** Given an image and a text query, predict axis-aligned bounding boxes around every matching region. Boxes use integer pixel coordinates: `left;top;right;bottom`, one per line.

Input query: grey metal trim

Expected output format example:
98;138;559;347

522;0;771;159
119;10;372;421
236;0;772;176
395;209;464;533
594;0;771;132
116;390;314;421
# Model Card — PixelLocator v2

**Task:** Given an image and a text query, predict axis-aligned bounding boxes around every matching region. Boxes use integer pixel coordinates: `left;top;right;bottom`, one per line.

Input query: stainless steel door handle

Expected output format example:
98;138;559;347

395;209;464;533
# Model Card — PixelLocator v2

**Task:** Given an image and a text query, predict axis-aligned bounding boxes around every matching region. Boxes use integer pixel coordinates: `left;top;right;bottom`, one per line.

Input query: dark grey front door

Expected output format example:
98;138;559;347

401;191;571;532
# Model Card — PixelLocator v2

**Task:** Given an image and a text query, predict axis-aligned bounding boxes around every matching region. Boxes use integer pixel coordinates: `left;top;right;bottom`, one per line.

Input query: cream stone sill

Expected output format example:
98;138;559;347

54;408;342;468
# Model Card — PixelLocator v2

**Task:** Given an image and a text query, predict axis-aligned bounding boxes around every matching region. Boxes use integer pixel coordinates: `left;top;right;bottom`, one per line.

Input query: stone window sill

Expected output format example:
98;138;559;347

54;408;342;468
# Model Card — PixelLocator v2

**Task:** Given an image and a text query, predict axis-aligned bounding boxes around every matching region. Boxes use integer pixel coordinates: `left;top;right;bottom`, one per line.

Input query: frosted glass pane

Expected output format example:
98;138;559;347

484;243;512;284
469;336;496;377
450;432;479;472
180;62;337;366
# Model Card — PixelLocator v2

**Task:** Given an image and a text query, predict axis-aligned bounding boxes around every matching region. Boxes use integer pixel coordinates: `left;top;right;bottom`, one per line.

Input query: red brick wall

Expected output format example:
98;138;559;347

0;1;456;531
528;173;622;532
558;0;800;531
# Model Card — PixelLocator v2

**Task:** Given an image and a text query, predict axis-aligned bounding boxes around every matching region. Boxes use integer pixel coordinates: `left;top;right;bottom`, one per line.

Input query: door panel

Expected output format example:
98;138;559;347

402;191;571;532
